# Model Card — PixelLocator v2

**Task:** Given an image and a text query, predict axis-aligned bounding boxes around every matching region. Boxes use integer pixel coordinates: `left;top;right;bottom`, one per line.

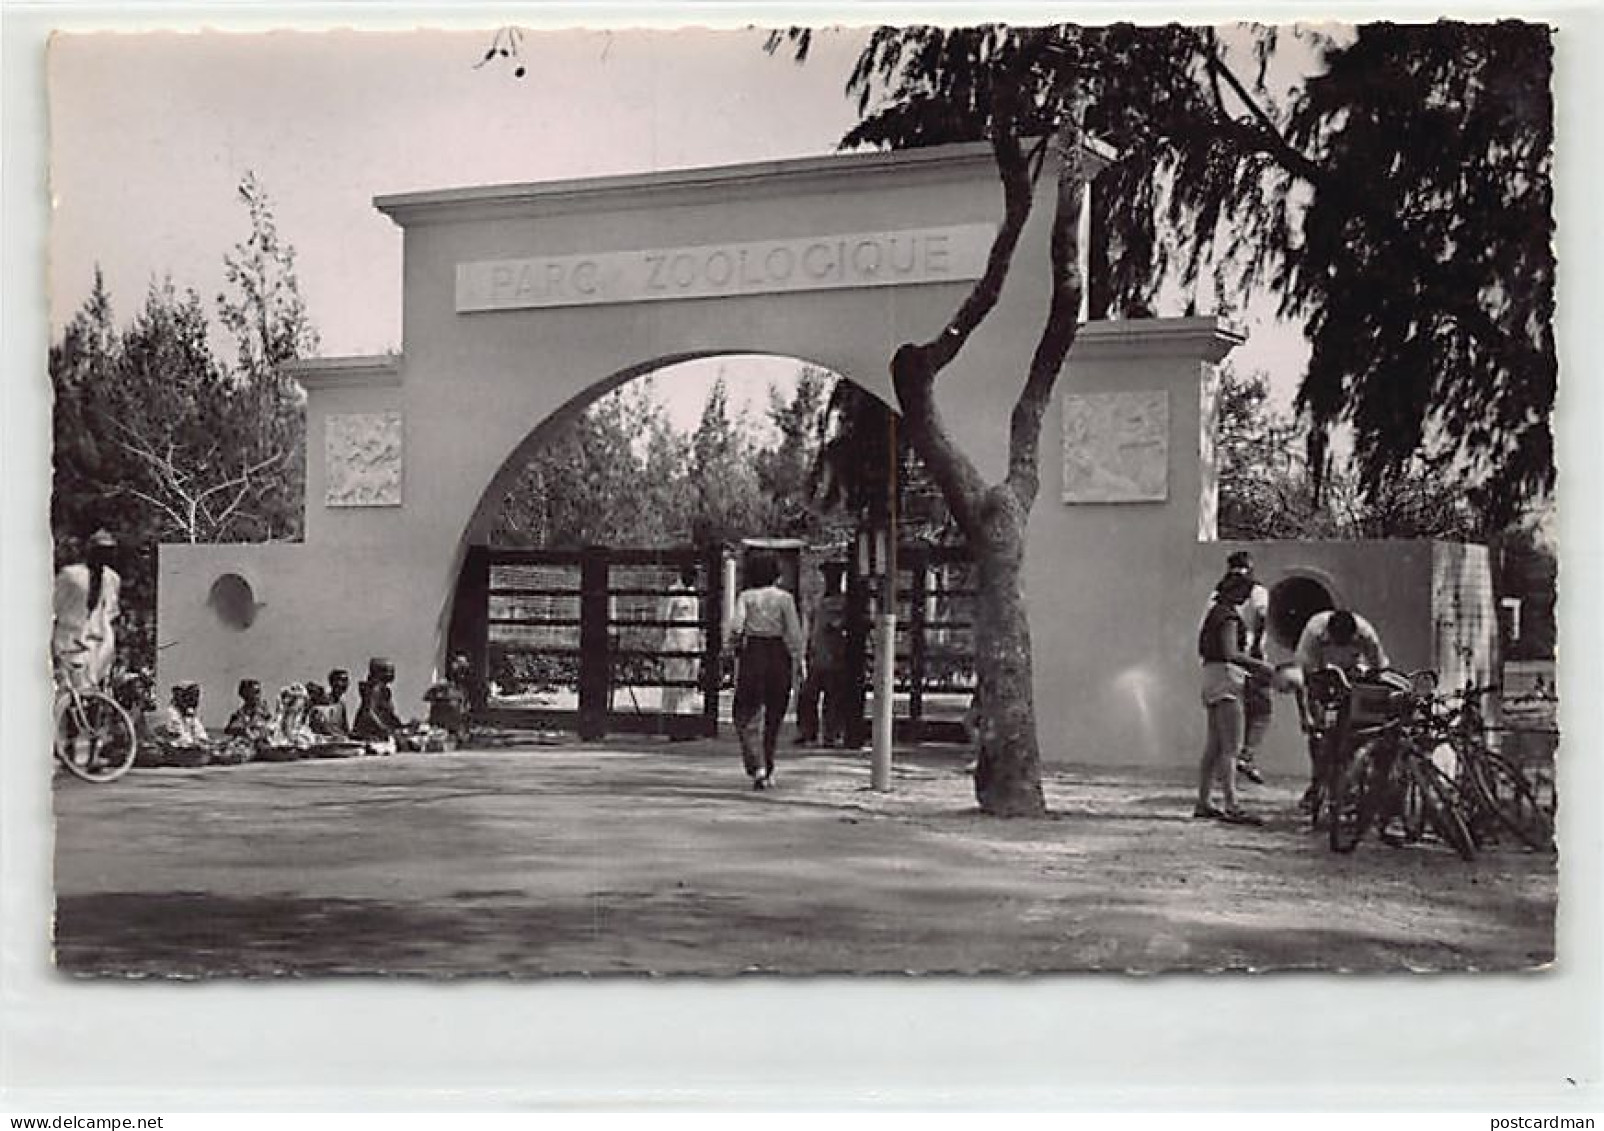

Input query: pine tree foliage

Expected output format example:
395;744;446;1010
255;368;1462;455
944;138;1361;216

489;370;833;551
50;174;320;669
771;21;1555;525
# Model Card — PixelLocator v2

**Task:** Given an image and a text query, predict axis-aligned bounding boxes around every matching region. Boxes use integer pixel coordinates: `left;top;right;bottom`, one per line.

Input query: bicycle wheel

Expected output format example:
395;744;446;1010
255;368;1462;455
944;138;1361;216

1465;748;1555;853
1305;730;1335;830
1404;755;1477;862
1381;767;1428;846
54;691;138;783
1329;738;1388;854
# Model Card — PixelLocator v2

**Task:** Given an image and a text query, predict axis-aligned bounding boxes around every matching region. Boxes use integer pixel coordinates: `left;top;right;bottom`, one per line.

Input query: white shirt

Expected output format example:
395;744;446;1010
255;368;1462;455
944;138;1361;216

1295;610;1389;677
727;584;805;658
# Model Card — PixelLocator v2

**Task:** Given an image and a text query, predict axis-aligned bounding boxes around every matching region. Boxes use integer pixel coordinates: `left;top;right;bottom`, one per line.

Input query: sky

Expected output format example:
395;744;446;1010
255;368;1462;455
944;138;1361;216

48;23;1313;433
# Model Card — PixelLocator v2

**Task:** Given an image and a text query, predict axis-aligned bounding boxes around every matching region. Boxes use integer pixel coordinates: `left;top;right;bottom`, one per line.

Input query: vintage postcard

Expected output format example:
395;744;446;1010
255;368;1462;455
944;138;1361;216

46;22;1557;977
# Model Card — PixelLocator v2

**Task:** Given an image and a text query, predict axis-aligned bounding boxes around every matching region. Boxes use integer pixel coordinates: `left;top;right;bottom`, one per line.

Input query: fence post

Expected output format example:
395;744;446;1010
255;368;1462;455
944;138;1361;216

701;543;723;738
906;544;929;744
578;546;610;740
843;555;871;750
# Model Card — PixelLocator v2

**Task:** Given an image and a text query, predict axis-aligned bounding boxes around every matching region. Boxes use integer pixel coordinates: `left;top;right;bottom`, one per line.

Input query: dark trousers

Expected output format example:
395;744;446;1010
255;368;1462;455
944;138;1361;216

734;637;793;778
796;664;848;744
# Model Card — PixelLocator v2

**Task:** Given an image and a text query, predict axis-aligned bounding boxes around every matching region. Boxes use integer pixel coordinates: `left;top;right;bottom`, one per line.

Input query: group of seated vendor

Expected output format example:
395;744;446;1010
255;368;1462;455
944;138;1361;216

115;654;477;769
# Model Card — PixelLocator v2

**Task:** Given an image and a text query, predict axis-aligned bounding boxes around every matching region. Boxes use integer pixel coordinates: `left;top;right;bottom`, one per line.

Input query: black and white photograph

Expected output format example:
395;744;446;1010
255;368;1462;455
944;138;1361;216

40;18;1559;980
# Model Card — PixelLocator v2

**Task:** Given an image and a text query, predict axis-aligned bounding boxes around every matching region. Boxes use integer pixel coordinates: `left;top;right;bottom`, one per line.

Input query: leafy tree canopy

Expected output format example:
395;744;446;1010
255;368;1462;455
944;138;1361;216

1216;367;1484;542
51;173;320;670
489;368;836;551
772;20;1554;528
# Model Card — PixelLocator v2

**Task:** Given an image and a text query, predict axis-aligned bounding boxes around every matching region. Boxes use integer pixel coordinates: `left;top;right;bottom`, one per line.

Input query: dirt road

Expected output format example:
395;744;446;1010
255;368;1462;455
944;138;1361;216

53;741;1556;976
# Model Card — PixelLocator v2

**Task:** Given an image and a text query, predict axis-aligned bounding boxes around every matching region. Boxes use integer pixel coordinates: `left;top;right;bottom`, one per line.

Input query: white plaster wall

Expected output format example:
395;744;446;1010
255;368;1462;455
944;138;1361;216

158;544;435;731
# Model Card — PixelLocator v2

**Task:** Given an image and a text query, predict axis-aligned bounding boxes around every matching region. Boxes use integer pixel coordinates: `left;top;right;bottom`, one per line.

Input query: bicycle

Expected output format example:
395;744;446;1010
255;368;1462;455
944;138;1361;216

1432;682;1554;853
1321;667;1477;861
53;660;138;783
1298;669;1344;830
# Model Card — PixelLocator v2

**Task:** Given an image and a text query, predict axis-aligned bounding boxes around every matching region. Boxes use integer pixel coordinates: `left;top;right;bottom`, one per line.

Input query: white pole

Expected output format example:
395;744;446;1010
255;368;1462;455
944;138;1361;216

871;612;895;791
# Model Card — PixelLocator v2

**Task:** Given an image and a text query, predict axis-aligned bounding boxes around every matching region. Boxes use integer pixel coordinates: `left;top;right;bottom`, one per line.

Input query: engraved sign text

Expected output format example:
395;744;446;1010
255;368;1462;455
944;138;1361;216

457;225;995;312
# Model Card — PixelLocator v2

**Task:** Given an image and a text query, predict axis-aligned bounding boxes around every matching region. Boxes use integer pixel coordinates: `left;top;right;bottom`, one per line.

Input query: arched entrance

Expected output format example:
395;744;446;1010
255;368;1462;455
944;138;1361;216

440;351;983;743
444;353;892;740
157;140;1250;768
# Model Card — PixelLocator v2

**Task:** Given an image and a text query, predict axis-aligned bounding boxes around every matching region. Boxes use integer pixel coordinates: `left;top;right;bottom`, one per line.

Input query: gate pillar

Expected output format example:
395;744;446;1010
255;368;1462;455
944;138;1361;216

578;546;610;740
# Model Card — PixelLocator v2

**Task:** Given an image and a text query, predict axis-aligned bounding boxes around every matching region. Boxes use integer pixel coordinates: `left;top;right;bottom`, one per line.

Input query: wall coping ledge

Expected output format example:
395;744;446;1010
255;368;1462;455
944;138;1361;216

373;138;1115;227
289;355;403;390
1073;316;1247;364
374;143;997;226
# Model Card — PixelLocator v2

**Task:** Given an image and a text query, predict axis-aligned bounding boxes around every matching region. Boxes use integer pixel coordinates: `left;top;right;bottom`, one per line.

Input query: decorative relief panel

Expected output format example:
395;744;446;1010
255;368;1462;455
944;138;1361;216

326;412;402;507
1061;390;1169;504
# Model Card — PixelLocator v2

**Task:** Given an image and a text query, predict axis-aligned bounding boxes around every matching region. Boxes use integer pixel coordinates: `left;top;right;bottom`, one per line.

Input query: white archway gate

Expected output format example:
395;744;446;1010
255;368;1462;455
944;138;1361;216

157;140;1341;769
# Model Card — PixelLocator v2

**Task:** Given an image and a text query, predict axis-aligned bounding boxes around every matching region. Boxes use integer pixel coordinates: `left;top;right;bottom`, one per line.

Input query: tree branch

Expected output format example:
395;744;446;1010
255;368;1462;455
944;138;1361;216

891;77;1040;538
111;483;194;542
192;449;283;507
1204;37;1323;184
112;429;191;500
209;452;286;535
904;81;1038;377
1201;36;1547;394
1007;109;1090;509
892;345;990;535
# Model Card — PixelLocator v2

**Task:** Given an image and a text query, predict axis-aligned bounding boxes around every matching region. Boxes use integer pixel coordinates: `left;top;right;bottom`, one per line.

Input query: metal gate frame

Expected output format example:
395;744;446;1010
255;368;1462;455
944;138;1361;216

453;544;724;740
838;542;976;745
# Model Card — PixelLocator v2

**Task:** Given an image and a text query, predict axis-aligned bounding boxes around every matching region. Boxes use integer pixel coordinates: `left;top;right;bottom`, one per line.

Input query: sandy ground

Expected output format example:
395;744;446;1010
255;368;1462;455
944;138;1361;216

52;739;1557;977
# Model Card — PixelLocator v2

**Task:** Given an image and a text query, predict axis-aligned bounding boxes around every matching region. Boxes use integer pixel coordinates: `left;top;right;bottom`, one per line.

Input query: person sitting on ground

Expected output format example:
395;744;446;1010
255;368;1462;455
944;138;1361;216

148;681;215;768
211;698;257;764
1293;607;1391;812
324;668;354;737
308;680;343;738
353;657;442;752
350;668;396;755
225;679;275;743
1195;571;1275;827
111;669;156;719
260;683;317;760
305;681;366;758
113;670;161;764
221;677;275;763
424;653;475;750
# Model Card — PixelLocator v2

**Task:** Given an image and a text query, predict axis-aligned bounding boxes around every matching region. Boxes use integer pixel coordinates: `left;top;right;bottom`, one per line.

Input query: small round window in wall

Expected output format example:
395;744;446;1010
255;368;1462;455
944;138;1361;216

208;573;259;630
1268;575;1336;651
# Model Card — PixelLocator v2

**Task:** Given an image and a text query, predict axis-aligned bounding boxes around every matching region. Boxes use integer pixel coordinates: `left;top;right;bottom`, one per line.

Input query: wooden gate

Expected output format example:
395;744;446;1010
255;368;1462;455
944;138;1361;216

453;545;724;739
891;543;977;743
832;543;977;745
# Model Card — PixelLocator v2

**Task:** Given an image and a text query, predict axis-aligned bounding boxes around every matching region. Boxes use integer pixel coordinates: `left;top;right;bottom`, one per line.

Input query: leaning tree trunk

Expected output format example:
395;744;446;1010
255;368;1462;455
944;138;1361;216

970;492;1046;816
887;100;1093;818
